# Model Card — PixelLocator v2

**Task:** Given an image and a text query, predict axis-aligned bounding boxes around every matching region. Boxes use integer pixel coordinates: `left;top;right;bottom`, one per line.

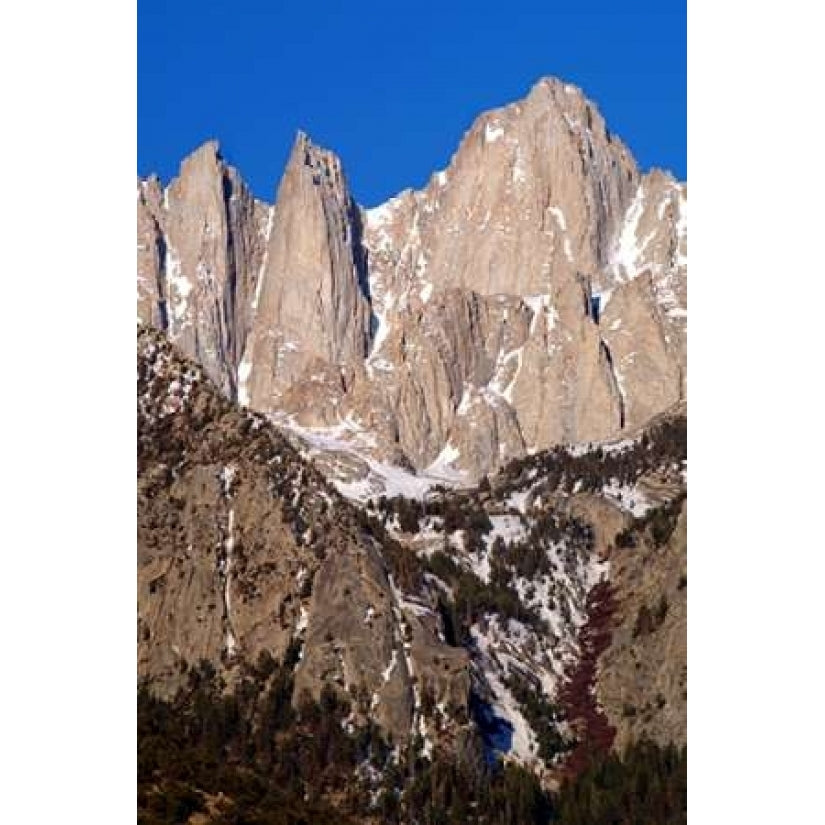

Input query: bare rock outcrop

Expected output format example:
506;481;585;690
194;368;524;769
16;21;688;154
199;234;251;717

595;499;687;752
137;77;687;483
354;78;685;472
239;132;372;418
137;142;271;398
137;325;469;745
293;532;415;740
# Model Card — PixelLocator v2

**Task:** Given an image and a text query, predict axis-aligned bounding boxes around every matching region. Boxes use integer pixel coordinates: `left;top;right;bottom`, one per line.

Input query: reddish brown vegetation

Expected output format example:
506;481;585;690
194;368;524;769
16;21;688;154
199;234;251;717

557;580;618;779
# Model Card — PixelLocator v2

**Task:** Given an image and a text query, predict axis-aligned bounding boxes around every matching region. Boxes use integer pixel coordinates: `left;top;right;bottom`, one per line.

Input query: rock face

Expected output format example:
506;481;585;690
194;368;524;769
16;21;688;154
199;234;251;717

137;142;271;398
136;325;469;745
137;320;685;768
137;77;687;794
293;539;415;739
595;499;687;752
137;77;686;482
240;133;372;416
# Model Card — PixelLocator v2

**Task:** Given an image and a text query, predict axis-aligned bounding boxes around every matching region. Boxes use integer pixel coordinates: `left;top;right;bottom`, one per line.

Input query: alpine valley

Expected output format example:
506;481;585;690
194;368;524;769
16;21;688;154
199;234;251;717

137;77;687;825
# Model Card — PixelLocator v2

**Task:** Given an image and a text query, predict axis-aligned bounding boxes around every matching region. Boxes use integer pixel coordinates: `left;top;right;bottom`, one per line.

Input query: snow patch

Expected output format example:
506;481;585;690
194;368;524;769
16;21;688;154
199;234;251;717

610;185;653;283
489;347;523;403
279;417;469;502
486;515;527;549
546;207;573;261
220;464;237;497
166;248;192;322
512;150;528;184
602;478;653;517
365;195;405;255
523;294;558;336
563;114;580;132
505;489;532;514
223;508;237;656
237;356;253;406
382;648;399;684
365;199;396;229
366;291;395;375
427;442;462;475
457;384;476;416
471;623;538;762
675;189;687;268
547;206;567;232
251;206;275;311
485;122;505;143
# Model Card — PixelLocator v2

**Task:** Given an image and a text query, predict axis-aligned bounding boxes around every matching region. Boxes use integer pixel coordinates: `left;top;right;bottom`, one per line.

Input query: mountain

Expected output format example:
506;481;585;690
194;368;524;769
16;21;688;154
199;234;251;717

137;76;687;824
137;77;686;484
138;324;469;748
137;321;686;763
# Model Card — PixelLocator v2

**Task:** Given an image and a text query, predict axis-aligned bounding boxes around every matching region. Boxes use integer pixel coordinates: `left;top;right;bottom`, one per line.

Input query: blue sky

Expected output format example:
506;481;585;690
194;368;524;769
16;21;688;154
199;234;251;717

139;0;685;207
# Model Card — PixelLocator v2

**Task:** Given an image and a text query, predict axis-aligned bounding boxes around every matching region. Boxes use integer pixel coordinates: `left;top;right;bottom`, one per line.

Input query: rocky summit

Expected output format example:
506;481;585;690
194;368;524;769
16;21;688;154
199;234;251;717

137;76;687;825
137;77;686;485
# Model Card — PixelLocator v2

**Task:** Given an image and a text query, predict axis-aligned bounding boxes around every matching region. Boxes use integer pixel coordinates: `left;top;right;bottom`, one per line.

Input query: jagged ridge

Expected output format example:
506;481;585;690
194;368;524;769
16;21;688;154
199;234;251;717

137;76;686;484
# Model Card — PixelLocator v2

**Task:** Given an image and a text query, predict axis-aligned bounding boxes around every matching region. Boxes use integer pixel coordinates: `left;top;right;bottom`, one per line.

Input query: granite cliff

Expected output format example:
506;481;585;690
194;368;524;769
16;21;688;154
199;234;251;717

137;77;686;484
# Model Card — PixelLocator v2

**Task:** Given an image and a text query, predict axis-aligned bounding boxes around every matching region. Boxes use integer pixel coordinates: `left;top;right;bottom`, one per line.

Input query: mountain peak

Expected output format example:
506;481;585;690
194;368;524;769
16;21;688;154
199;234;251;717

180;138;223;169
286;129;346;186
530;74;582;95
139;79;685;480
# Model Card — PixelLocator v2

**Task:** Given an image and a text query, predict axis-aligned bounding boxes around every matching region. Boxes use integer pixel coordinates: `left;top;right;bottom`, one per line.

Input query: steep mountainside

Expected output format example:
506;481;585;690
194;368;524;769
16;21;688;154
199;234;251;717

137;77;686;483
138;323;685;770
595;495;687;752
137;75;686;823
137;142;271;398
137;325;469;747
